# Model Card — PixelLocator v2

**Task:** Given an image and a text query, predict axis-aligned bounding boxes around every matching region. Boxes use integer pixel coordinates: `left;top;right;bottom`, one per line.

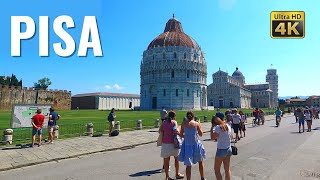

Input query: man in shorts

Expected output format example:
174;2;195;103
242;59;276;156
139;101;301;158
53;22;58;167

108;108;116;136
31;109;45;147
47;108;61;144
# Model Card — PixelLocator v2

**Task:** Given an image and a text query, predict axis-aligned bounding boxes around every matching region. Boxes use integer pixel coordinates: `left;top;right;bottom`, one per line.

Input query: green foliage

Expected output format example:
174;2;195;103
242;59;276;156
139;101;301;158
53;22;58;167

34;77;52;90
0;74;22;87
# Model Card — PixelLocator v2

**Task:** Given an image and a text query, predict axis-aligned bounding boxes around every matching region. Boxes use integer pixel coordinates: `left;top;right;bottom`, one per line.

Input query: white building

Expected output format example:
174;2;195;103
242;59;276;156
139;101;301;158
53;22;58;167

207;68;278;108
71;92;140;110
140;15;207;110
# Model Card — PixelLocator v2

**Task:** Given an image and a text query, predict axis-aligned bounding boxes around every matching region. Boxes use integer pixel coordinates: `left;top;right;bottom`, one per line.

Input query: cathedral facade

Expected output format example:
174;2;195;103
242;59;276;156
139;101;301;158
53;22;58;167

207;68;278;108
140;16;207;110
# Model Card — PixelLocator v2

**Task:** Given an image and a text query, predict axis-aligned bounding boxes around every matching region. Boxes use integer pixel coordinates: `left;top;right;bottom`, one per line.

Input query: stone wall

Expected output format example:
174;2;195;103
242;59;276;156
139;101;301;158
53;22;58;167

0;85;71;110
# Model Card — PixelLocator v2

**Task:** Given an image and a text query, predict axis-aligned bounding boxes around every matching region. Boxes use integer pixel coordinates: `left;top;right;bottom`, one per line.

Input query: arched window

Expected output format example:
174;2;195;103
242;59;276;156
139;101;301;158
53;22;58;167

163;53;166;59
176;89;179;96
187;71;190;78
171;70;175;78
152;55;155;60
174;52;177;59
194;54;196;60
184;53;186;59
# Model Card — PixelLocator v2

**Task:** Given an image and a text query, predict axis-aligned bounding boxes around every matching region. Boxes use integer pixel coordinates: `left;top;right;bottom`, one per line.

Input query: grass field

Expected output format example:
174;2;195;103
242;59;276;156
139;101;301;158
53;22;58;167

0;108;276;144
0;108;276;129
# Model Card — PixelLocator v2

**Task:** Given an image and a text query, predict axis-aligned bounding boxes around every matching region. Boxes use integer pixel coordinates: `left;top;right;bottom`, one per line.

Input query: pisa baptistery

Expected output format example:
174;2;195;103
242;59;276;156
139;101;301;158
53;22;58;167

140;15;207;110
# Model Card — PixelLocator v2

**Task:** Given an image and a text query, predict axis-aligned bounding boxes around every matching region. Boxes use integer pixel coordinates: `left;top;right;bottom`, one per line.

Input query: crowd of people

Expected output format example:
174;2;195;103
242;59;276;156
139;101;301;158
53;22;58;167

157;106;320;180
294;106;320;133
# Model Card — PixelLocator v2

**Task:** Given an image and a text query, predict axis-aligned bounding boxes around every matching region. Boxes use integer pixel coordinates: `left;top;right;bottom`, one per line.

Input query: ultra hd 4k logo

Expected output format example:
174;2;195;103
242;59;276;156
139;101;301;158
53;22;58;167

11;16;103;57
270;11;305;38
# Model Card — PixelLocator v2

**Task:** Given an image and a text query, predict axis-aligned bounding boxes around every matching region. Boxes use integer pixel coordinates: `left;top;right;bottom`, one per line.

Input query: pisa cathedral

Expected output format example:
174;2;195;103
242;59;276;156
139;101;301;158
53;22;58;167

140;16;278;110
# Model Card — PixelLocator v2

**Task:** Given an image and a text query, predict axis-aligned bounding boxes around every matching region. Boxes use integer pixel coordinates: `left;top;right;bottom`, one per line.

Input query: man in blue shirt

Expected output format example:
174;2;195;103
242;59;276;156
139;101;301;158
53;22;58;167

275;107;282;126
48;108;61;144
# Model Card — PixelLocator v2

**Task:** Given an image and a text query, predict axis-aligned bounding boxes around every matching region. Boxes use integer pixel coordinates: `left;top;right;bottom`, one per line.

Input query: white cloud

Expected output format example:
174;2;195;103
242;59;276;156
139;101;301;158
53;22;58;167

218;0;236;10
104;85;111;90
112;84;123;90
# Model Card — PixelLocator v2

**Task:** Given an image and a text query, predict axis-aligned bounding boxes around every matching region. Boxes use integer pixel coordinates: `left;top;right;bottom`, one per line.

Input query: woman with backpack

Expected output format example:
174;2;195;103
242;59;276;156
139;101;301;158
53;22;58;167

159;111;184;180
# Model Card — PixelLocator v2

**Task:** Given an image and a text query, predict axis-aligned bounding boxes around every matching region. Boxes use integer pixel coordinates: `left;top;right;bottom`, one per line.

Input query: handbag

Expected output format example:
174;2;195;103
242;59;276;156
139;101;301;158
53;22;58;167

231;141;238;155
157;131;163;146
173;134;183;149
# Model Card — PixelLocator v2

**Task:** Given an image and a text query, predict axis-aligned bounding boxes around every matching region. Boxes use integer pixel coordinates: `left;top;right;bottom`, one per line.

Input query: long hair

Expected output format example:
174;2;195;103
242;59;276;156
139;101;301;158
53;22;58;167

214;116;229;132
168;111;176;120
186;111;194;121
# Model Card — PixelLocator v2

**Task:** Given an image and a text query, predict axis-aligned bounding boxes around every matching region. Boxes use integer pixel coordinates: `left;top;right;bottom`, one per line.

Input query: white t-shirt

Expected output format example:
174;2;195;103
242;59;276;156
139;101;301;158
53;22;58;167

305;112;311;120
232;114;241;124
240;115;246;123
213;124;231;149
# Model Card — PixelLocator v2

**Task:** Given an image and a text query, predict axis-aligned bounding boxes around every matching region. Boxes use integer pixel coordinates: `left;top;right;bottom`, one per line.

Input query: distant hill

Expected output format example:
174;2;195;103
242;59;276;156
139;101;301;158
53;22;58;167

279;96;309;100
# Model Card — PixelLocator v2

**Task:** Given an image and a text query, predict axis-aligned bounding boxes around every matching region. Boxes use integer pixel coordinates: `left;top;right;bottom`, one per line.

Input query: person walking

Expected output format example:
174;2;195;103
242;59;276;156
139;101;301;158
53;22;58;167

304;108;312;132
160;107;168;122
296;108;305;133
259;109;265;125
253;108;260;125
108;108;116;136
47;108;61;144
178;111;206;180
211;116;232;180
231;109;241;141
239;111;246;138
159;111;184;180
31;109;45;147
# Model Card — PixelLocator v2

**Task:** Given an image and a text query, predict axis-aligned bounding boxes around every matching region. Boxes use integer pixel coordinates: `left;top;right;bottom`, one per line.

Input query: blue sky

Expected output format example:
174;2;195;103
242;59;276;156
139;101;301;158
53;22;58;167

0;0;319;97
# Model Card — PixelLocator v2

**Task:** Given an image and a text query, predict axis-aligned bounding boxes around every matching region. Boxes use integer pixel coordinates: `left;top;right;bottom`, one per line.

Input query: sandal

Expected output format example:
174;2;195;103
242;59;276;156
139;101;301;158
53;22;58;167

168;177;175;180
176;173;185;179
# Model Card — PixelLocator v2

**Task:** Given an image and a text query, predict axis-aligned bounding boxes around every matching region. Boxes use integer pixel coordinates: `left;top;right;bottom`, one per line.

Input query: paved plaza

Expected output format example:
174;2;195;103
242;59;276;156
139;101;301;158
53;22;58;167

1;114;320;180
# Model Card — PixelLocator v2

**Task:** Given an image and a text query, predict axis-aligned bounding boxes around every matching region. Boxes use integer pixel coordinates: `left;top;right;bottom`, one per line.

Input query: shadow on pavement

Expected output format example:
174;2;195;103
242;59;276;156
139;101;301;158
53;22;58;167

290;132;302;134
129;169;162;177
1;143;32;150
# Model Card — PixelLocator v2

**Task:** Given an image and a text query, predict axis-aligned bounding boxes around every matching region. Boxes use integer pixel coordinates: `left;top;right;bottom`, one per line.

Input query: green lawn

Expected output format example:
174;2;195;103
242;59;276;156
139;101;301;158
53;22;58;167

0;108;276;144
0;108;276;129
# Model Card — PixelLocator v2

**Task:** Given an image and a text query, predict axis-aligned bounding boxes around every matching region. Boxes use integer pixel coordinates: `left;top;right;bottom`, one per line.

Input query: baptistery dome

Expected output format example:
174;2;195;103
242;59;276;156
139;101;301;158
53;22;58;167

147;17;200;50
140;15;207;110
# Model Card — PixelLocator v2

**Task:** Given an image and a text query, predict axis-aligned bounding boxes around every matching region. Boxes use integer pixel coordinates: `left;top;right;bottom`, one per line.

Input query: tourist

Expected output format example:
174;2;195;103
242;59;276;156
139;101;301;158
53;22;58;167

296;108;305;133
225;110;233;127
304;108;312;132
211;116;232;180
160;107;168;122
47;108;61;144
215;108;225;120
159;111;184;180
259;109;265;125
239;111;246;138
231;109;241;141
294;108;298;123
31;109;45;147
108;108;116;136
178;111;206;180
253;108;260;125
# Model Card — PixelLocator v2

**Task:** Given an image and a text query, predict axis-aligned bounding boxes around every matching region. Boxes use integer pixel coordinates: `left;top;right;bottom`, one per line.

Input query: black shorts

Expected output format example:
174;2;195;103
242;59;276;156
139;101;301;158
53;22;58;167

233;124;240;133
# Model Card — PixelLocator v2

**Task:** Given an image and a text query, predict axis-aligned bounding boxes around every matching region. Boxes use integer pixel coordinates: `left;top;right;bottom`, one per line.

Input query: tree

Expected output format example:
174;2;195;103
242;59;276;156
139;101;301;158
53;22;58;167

278;99;286;105
34;78;52;90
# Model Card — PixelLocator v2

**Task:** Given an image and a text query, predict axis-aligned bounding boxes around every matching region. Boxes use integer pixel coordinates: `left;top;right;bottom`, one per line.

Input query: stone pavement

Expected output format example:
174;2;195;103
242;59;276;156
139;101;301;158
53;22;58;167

0;114;291;172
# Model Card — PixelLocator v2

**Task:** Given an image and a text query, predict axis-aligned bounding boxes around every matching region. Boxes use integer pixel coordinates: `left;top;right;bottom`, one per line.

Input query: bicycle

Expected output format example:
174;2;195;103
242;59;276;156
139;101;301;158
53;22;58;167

252;117;260;127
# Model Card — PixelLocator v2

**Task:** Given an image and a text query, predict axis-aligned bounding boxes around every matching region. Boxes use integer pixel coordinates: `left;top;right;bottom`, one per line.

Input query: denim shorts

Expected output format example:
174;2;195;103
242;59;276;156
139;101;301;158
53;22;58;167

216;147;232;157
299;119;305;125
32;127;42;136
